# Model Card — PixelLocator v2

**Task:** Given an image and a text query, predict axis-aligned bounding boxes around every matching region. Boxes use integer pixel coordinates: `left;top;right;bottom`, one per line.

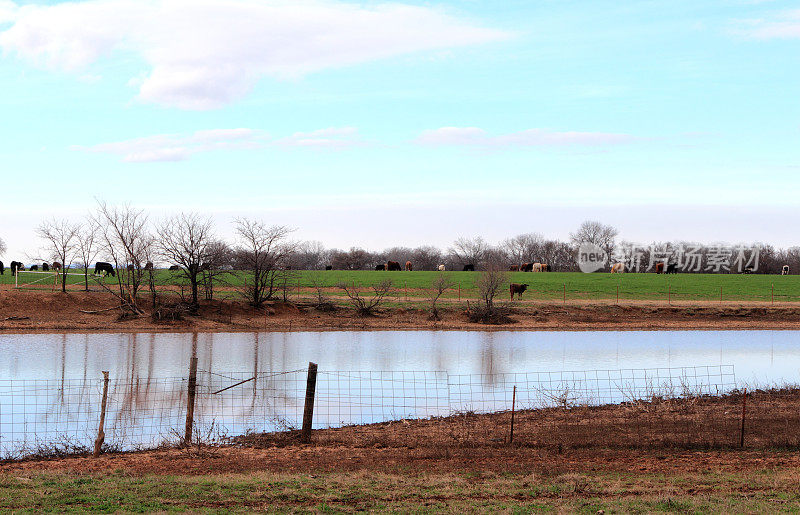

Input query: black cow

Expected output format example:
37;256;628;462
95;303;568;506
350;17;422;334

387;261;402;271
30;264;39;271
325;265;333;270
144;262;154;270
42;263;50;272
375;264;386;271
520;262;533;272
94;262;116;277
463;264;475;272
666;263;678;274
10;261;23;275
0;261;4;275
168;265;180;271
510;283;529;300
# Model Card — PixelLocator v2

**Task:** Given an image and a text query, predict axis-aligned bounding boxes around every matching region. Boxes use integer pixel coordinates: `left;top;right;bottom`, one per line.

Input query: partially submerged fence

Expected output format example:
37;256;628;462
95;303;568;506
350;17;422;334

6;364;796;459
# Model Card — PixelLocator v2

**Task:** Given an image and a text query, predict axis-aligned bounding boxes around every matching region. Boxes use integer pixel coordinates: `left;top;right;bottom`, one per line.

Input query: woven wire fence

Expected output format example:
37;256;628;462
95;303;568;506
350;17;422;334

0;365;741;459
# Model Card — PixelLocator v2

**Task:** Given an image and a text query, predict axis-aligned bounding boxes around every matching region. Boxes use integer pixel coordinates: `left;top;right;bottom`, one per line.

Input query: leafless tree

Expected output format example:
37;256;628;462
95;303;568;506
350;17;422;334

199;240;232;300
75;222;100;291
156;213;215;307
233;218;294;308
475;265;508;312
93;201;153;314
36;219;80;292
329;247;374;270
429;272;455;320
411;245;443;271
337;278;393;316
288;240;328;270
502;233;545;265
0;236;6;256
449;236;490;269
570;220;619;259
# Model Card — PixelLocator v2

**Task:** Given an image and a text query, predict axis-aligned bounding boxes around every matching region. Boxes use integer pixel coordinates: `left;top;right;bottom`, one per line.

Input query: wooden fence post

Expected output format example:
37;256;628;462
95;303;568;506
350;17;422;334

563;284;566;304
93;371;110;458
301;362;318;444
740;388;747;448
184;356;198;446
616;285;619;305
772;283;774;305
720;286;723;303
509;385;516;444
668;285;671;305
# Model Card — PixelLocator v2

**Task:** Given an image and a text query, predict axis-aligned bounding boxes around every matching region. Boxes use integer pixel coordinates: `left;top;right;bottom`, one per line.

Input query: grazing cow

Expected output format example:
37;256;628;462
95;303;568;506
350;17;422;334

655;263;664;274
30;264;39;271
438;264;446;271
509;283;529;300
743;266;754;274
144;262;154;270
520;262;534;272
10;261;23;275
532;263;543;272
610;263;624;274
666;263;678;274
42;263;50;272
325;265;333;270
0;261;3;275
126;264;135;271
509;265;520;271
387;261;402;271
463;264;475;272
94;262;116;277
375;264;386;271
782;265;789;275
405;261;413;271
52;262;62;271
168;265;180;271
541;264;550;272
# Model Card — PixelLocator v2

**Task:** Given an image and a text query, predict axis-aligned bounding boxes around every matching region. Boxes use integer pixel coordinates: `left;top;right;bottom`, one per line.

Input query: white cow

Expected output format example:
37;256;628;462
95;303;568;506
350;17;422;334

610;263;625;273
438;264;446;271
782;265;789;275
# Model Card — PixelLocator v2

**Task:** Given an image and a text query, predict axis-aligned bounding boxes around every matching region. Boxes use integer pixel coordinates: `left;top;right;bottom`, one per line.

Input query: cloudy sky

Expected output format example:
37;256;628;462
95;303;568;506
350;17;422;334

0;0;798;258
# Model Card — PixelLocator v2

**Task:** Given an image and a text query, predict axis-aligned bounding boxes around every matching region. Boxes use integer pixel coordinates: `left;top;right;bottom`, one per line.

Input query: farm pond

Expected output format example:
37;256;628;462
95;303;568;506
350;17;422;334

0;330;798;457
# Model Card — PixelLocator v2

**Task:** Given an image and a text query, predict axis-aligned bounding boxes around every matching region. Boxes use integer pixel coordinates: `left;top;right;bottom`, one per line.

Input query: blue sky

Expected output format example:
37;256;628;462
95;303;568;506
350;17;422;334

0;0;799;258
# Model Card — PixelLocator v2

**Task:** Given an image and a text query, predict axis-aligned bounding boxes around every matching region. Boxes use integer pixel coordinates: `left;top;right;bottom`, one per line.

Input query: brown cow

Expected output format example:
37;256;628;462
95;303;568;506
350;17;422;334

520;262;534;272
405;261;413;271
509;265;520;271
387;261;402;271
510;283;529;300
144;262;154;270
52;262;62;271
655;262;664;274
610;263;624;273
541;263;550;272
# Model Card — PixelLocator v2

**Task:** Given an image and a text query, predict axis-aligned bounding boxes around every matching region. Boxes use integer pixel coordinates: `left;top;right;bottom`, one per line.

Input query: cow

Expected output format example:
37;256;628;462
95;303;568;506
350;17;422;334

42;263;50;272
0;261;3;275
532;263;543;272
541;264;550;272
10;261;23;275
30;264;39;271
509;265;520;271
509;283;529;300
438;264;446;271
52;262;62;271
742;266;754;274
655;262;664;274
144;262;154;270
168;265;180;271
325;265;333;271
666;263;678;274
405;261;413;271
610;263;624;274
375;264;386;271
387;261;402;271
127;264;135;271
94;262;116;277
782;265;789;275
463;264;475;272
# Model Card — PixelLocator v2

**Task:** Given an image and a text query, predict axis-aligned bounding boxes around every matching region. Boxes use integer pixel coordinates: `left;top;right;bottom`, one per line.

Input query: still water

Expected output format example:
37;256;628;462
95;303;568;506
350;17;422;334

0;330;798;385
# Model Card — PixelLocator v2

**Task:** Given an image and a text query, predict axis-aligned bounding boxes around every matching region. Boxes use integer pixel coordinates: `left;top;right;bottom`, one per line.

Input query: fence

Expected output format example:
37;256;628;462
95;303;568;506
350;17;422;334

5;364;797;460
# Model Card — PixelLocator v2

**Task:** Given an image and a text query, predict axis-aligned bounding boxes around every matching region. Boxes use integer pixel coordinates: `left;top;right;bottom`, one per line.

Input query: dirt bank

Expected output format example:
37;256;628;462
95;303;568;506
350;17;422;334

2;287;800;334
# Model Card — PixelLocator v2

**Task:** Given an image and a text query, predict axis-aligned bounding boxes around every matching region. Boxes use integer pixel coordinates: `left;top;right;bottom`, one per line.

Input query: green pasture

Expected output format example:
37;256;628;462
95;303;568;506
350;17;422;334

3;268;800;302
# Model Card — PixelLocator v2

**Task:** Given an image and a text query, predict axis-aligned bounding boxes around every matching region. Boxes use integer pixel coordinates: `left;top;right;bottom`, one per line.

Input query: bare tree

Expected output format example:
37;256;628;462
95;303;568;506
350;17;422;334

475;265;508;312
199;240;232;300
156;213;215;307
0;236;6;256
36;219;80;292
411;245;443;271
233;218;294;308
449;236;490;269
502;233;544;265
429;272;455;320
570;220;619;259
75;222;100;291
337;278;393;316
93;201;152;314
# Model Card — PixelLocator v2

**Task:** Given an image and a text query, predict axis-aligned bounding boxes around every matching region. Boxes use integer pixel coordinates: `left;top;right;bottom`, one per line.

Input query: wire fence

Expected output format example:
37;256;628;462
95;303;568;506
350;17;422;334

5;363;797;460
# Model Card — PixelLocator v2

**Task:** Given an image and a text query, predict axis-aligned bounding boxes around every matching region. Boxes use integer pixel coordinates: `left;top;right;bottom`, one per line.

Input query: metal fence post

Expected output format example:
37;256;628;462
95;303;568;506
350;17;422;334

509;385;516;444
93;371;110;458
184;356;198;446
301;362;318;443
740;388;747;448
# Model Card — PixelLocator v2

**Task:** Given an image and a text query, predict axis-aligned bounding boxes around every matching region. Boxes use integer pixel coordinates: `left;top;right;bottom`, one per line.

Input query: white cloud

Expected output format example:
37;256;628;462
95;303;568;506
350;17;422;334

0;0;509;109
73;128;268;162
272;127;364;148
734;9;800;39
416;127;640;147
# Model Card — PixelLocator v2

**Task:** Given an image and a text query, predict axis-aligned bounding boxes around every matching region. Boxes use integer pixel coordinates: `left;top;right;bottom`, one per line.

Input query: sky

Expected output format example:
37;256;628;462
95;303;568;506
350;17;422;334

0;0;799;260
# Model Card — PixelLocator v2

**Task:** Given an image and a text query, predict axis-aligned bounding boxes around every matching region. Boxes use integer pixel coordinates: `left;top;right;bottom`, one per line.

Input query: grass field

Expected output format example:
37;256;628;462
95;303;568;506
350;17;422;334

4;269;800;303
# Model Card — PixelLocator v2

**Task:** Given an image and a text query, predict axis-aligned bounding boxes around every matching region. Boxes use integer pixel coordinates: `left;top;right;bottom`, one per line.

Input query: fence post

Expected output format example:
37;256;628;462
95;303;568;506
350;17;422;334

509;385;516;444
772;283;774;305
740;388;747;448
668;285;671;305
301;362;318;444
616;285;619;305
404;281;407;302
93;371;110;458
184;356;198;446
458;282;461;301
563;284;566;304
720;286;723;303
